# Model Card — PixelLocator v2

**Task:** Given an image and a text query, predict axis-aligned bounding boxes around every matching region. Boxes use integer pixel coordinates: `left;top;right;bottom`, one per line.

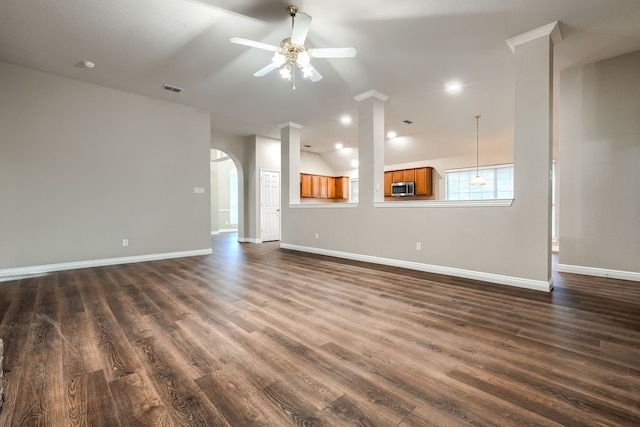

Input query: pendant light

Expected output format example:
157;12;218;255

470;114;486;186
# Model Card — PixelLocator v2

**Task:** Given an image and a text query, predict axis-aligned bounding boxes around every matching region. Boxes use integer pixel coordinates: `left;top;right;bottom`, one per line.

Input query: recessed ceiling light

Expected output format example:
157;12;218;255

82;60;95;69
304;144;312;148
340;115;352;126
402;119;413;125
351;159;359;167
445;81;463;94
387;131;397;139
335;142;344;150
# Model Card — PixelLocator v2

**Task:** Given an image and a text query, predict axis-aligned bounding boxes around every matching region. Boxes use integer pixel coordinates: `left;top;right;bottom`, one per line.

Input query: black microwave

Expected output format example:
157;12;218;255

391;181;415;196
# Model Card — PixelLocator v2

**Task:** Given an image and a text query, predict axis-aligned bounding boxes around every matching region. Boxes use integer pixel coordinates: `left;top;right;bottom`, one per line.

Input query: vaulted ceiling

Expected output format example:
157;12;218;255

2;0;640;171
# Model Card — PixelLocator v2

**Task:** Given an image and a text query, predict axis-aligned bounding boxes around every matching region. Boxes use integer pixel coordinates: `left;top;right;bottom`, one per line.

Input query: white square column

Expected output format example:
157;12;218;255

354;90;388;204
279;121;303;206
507;21;562;285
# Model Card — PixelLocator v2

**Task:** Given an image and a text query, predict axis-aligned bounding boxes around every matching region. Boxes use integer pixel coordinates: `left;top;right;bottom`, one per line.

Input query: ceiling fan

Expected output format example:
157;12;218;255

230;5;356;84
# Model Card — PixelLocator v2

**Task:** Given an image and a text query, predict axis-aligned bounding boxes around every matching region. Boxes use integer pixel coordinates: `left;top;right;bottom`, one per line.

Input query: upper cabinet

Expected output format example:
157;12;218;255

403;169;415;182
301;173;350;201
327;177;336;198
301;174;312;198
384;167;433;197
384;172;392;196
414;167;432;196
335;176;349;199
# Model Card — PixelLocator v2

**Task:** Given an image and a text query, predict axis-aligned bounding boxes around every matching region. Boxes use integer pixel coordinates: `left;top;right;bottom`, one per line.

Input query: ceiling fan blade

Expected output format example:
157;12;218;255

304;65;323;82
230;37;278;52
290;12;312;45
309;47;357;58
253;62;280;77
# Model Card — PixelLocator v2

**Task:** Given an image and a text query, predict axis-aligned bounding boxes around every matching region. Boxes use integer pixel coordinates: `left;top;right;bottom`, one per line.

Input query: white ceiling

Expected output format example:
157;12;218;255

2;0;640;171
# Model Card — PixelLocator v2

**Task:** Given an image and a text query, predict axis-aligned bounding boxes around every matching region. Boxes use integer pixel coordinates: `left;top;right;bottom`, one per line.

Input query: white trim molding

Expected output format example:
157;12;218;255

238;237;262;244
277;121;303;129
353;89;389;102
0;248;213;279
289;203;358;209
375;199;514;208
281;243;553;292
506;21;563;53
557;264;640;282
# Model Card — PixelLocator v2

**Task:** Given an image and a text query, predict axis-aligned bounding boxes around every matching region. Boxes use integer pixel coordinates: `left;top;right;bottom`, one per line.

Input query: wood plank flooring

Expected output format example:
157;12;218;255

1;233;639;426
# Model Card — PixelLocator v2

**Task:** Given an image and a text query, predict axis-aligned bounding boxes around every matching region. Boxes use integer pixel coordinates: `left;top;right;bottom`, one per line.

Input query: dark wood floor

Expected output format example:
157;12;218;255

1;233;639;426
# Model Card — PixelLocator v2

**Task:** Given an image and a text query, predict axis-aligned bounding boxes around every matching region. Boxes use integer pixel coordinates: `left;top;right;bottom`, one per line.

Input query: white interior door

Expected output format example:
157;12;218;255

260;169;280;242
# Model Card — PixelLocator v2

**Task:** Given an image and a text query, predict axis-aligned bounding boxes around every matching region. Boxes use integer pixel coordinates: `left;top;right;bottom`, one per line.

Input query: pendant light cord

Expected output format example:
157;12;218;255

475;114;481;175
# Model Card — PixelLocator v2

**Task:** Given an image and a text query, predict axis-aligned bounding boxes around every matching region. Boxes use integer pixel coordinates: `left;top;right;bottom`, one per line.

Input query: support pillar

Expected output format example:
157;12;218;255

507;21;562;286
354;90;388;205
279;121;303;206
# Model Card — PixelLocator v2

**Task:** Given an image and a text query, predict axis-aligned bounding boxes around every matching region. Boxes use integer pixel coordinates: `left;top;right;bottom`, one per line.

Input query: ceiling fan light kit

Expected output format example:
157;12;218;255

231;5;356;87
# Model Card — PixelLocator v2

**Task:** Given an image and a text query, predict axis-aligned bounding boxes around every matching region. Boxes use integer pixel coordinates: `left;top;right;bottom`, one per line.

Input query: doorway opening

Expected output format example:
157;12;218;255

210;149;239;235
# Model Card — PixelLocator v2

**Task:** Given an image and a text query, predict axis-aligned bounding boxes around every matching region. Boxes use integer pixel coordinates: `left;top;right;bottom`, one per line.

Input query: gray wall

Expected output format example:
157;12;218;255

281;36;555;290
248;136;280;241
0;61;211;269
559;50;640;272
301;151;336;176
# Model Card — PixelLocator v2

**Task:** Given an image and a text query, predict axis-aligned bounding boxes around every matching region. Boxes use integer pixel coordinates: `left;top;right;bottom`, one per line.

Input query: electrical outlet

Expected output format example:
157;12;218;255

315;233;319;239
416;242;422;251
122;239;129;247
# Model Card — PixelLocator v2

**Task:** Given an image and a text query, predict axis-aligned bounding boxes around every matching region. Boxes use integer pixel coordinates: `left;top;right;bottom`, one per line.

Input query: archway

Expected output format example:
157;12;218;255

210;149;242;239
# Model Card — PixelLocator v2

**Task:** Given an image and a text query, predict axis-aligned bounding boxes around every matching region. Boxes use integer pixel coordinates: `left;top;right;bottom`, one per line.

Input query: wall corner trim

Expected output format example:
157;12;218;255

557;264;640;282
277;121;303;129
280;243;553;292
353;89;389;102
0;249;213;280
506;21;563;53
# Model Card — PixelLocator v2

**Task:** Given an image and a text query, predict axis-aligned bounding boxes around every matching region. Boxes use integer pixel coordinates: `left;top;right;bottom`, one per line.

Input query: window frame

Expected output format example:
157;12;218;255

445;163;514;201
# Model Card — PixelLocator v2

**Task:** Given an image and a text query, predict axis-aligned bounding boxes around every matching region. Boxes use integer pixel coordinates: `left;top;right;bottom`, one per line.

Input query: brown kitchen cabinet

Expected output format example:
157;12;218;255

327;177;336;198
301;174;312;198
385;166;433;197
311;175;320;198
300;174;350;200
415;167;433;196
384;171;392;196
335;176;349;199
403;169;415;182
319;176;328;198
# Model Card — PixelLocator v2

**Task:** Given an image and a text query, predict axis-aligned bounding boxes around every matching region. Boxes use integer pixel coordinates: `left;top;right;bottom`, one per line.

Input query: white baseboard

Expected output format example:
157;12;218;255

557;264;640;282
238;237;262;244
280;243;553;292
0;248;213;279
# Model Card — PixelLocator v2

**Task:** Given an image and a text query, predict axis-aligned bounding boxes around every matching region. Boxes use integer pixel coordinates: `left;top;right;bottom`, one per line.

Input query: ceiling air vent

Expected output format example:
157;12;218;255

162;84;184;93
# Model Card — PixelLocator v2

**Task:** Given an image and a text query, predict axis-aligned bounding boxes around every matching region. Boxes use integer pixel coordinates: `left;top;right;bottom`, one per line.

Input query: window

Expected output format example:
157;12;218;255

229;169;238;226
350;179;359;203
446;164;514;200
